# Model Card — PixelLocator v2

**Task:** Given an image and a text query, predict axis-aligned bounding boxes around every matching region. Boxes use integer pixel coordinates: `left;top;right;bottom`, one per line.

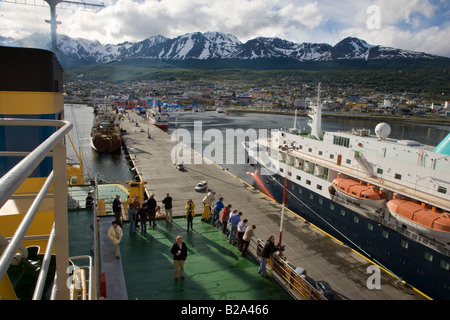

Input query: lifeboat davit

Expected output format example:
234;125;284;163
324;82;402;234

331;177;386;210
387;199;450;243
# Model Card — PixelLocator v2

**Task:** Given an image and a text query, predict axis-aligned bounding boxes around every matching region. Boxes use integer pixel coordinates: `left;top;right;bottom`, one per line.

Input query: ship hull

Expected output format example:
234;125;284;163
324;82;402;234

91;136;122;153
251;163;450;300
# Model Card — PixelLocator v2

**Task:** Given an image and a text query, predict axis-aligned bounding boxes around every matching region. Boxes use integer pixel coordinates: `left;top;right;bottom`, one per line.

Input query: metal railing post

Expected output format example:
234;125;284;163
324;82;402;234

53;136;70;300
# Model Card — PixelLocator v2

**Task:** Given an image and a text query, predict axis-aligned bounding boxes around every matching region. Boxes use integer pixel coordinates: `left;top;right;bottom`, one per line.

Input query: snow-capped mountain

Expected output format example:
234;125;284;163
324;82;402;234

1;31;441;69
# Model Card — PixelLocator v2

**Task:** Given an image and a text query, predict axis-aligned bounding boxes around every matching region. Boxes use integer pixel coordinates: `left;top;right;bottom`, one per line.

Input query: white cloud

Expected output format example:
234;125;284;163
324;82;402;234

1;0;449;57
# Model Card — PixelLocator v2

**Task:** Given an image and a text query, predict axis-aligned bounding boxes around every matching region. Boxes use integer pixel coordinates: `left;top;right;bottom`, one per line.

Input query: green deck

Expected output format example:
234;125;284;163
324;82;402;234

68;209;292;300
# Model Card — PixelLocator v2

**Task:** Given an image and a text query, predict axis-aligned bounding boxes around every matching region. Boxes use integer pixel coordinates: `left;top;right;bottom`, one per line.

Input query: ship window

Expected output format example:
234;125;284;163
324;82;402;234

438;186;447;194
401;239;409;249
330;203;334;210
346;159;351;164
318;198;323;204
440;260;449;270
280;168;284;173
291;184;295;191
333;135;350;148
367;223;373;231
395;173;402;180
308;148;312;152
340;209;346;216
296;175;301;181
351;192;357;195
317;184;322;190
309;193;314;200
377;168;383;174
353;216;359;223
306;180;311;185
424;252;433;262
319;151;323;155
288;171;292;176
382;230;389;239
330;154;334;159
299;145;303;150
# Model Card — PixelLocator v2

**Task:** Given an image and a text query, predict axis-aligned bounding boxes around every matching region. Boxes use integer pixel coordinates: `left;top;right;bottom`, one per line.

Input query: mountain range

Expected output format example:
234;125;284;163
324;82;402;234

2;31;445;71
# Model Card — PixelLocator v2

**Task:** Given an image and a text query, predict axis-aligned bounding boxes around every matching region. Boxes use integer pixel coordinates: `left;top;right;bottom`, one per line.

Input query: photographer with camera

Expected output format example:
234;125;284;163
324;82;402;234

258;235;283;278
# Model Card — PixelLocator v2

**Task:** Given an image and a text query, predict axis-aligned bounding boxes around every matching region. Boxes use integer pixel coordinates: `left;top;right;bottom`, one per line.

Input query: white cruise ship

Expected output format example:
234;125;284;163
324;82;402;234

245;84;450;299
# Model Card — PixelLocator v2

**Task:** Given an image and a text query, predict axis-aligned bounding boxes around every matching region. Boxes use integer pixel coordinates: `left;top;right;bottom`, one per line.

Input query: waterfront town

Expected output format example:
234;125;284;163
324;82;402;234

64;79;450;119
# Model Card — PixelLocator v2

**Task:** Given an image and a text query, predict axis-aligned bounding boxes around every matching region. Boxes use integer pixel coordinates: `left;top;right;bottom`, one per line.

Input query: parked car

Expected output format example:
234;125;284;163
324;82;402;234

194;181;207;192
314;280;334;299
176;163;184;171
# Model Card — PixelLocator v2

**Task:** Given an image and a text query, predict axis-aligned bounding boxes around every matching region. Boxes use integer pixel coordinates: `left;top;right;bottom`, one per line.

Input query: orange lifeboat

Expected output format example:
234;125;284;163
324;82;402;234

331;177;386;210
387;199;450;242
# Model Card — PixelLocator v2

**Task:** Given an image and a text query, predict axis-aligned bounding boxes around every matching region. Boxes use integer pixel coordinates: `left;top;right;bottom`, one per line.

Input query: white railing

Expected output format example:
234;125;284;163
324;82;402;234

0;118;73;300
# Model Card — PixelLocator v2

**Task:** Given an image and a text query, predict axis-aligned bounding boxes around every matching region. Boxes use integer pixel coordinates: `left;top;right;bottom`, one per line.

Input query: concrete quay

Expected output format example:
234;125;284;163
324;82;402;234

120;110;427;300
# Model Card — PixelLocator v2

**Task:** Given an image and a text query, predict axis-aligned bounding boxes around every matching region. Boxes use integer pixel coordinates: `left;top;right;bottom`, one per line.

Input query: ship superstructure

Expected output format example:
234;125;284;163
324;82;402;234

246;84;450;299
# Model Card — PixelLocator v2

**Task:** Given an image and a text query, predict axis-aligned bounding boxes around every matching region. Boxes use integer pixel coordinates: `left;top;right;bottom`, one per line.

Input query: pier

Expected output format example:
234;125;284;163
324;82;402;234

118;110;428;300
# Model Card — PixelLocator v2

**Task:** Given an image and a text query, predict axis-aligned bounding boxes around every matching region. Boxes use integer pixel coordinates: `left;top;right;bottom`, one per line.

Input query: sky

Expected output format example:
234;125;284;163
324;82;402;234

1;0;450;57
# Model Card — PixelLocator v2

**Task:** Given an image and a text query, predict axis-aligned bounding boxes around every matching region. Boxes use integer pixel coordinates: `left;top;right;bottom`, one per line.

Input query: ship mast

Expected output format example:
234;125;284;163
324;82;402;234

2;0;104;53
307;83;323;140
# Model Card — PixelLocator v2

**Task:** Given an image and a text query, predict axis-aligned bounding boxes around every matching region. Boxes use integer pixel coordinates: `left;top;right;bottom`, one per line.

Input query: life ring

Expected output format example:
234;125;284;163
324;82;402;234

0;233;28;266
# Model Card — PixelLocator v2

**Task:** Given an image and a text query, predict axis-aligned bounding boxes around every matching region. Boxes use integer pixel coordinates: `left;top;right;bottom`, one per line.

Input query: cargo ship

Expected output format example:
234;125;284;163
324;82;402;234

91;105;123;153
244;84;450;299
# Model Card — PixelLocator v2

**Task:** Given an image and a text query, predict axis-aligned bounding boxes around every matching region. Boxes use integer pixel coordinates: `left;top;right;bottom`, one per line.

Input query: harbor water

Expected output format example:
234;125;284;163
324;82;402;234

65;104;450;185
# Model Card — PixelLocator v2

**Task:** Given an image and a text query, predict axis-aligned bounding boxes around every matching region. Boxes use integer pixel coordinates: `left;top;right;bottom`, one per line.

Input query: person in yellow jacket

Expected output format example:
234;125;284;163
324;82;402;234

107;221;123;259
186;199;195;232
201;191;215;221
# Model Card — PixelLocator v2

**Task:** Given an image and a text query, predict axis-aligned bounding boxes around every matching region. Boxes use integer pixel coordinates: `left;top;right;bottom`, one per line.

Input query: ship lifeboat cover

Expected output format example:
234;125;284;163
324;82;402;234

332;178;384;200
387;199;450;232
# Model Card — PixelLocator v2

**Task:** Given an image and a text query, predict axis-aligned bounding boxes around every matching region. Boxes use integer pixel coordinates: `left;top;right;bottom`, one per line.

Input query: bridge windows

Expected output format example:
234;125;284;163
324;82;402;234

333;135;350;148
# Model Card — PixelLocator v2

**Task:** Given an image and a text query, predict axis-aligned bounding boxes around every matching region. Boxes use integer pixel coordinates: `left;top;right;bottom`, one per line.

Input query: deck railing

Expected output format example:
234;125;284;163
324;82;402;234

0;118;77;300
246;235;325;300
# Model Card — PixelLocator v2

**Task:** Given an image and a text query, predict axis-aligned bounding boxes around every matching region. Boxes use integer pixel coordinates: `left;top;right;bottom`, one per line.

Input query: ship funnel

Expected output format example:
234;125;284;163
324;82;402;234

434;132;450;156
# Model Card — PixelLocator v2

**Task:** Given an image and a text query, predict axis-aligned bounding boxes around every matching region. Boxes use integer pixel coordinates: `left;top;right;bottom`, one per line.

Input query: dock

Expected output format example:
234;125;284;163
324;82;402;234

118;110;428;300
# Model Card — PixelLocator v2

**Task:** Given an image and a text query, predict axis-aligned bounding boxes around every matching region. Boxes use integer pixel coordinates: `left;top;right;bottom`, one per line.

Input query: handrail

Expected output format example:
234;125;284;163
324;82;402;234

0;118;73;299
33;223;56;300
0;119;72;209
246;235;325;300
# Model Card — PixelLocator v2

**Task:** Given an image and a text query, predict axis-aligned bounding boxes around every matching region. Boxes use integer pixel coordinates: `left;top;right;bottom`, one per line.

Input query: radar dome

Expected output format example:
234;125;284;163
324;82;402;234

375;123;391;139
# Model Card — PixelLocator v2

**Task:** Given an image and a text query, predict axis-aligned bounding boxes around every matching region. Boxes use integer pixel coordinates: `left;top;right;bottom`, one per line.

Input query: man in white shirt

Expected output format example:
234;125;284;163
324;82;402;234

107;221;123;259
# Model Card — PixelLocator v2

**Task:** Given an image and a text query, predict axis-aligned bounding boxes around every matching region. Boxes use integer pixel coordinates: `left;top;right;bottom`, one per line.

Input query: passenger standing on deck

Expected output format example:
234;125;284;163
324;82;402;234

220;204;232;234
201;191;215;221
108;221;123;259
112;195;123;227
132;195;141;229
128;203;138;234
258;235;278;277
237;218;248;251
241;225;256;258
212;197;224;227
85;191;94;209
229;211;241;245
139;201;148;234
146;194;157;228
186;199;195;232
170;235;188;281
162;193;173;223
